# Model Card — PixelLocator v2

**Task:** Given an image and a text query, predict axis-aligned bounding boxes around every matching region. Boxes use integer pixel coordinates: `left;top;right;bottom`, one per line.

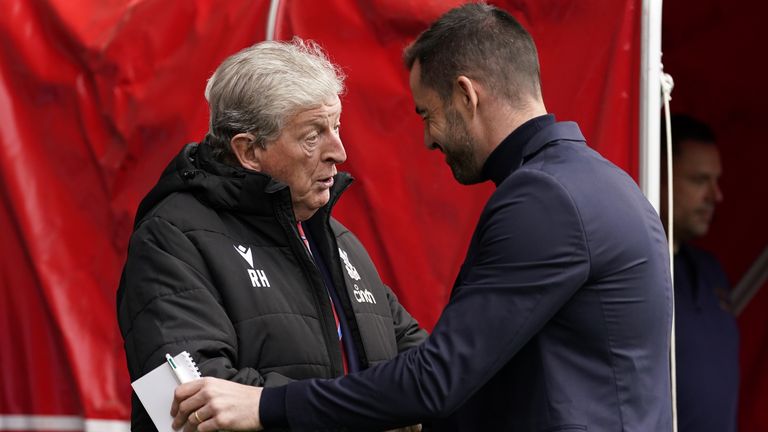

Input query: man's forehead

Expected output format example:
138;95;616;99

290;97;342;124
408;60;427;96
677;140;719;162
409;60;421;83
678;138;717;153
675;141;722;174
408;61;440;113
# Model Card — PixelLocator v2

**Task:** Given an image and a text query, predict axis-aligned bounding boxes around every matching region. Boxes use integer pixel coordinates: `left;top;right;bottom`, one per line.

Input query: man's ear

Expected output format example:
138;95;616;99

454;75;479;118
230;133;262;171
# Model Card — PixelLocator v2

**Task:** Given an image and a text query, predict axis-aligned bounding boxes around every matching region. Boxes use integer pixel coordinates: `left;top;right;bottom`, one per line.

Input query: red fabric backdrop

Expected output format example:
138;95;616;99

663;1;768;430
1;0;641;426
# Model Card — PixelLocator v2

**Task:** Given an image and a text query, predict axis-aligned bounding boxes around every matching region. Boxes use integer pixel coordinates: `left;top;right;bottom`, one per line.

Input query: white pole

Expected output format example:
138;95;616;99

641;1;677;431
640;0;663;212
266;0;281;41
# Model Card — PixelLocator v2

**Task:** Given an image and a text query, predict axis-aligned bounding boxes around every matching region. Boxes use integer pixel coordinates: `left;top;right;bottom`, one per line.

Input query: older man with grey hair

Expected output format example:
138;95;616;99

117;38;426;432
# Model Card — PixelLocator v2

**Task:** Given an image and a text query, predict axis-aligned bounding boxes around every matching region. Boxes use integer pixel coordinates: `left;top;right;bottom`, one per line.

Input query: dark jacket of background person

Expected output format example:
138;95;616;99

117;142;427;431
674;243;739;432
262;117;674;431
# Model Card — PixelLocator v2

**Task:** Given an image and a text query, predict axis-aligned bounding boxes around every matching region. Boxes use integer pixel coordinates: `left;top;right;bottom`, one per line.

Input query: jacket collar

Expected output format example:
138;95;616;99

481;114;586;186
134;142;353;226
194;143;353;218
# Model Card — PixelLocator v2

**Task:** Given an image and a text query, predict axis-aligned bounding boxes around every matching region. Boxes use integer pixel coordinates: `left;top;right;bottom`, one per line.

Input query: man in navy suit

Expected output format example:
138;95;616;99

171;4;674;431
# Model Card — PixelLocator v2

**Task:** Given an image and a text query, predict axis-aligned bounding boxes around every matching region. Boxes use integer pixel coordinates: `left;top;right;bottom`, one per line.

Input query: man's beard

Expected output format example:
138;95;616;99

444;108;483;185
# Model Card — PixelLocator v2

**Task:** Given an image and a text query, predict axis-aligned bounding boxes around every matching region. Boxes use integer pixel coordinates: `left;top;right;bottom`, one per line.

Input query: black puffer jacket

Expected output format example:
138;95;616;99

117;142;426;431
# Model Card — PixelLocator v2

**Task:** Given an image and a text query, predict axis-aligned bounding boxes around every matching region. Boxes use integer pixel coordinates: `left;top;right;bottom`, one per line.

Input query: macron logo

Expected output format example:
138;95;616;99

234;244;270;288
234;245;254;267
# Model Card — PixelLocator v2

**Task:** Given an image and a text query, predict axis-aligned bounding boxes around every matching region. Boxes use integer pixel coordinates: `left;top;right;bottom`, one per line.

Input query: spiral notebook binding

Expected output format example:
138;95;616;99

180;351;202;378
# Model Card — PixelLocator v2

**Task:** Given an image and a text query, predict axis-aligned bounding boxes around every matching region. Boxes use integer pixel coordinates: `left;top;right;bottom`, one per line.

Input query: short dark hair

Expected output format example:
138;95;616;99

403;3;541;106
662;114;717;157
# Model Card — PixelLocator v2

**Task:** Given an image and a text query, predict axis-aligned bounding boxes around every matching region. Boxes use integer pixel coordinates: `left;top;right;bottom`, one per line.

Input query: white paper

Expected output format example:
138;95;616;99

131;352;200;432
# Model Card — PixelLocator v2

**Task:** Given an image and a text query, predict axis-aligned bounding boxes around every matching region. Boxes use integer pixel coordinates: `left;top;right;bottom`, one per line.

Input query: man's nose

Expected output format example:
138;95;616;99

423;129;437;150
713;183;724;203
708;180;724;203
324;132;347;164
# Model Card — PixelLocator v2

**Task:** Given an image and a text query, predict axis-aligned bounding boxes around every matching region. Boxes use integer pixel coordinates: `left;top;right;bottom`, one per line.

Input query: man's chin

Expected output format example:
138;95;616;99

453;174;483;185
694;225;711;238
294;197;331;220
682;224;711;241
450;165;482;185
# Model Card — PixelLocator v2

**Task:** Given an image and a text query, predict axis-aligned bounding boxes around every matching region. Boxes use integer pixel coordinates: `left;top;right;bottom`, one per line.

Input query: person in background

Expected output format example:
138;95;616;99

116;38;426;432
662;114;739;432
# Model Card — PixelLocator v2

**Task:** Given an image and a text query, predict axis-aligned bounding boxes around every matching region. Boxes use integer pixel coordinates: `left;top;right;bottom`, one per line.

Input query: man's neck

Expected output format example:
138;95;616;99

478;99;547;166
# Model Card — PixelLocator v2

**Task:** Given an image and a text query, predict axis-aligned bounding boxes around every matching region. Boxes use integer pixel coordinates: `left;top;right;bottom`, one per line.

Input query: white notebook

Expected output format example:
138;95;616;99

131;351;202;432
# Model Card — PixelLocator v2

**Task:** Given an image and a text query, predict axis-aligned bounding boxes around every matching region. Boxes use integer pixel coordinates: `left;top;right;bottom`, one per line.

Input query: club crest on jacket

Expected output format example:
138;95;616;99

338;248;361;281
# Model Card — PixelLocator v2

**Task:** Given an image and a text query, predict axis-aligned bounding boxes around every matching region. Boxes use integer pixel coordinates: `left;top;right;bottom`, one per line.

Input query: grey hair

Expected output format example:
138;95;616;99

204;38;345;165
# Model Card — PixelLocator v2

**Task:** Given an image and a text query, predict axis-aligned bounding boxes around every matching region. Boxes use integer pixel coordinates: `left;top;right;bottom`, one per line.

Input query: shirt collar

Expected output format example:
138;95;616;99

481;114;556;186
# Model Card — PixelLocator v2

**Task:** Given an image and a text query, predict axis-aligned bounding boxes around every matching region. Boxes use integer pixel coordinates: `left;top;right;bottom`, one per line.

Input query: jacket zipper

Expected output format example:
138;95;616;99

283;212;345;377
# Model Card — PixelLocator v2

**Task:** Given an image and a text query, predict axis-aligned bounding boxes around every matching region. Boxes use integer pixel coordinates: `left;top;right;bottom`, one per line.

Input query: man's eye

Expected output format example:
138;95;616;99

306;133;319;143
333;124;341;134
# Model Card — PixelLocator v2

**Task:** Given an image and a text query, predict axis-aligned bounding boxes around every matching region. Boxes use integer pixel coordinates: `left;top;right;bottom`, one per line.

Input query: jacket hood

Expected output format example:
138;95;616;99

133;141;353;227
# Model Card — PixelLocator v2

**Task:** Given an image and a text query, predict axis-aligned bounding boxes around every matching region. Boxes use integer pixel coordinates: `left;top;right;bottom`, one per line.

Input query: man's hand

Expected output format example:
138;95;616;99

170;377;264;432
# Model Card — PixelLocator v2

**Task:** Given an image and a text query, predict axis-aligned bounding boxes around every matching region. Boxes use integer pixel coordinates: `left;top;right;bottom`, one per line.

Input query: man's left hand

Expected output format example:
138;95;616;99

171;377;263;432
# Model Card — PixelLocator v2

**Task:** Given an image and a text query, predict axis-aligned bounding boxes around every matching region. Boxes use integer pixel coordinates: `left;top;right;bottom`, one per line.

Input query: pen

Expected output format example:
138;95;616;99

166;353;193;384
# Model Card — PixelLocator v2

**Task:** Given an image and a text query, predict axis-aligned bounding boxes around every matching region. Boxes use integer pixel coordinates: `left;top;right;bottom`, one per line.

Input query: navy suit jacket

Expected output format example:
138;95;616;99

261;116;674;431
